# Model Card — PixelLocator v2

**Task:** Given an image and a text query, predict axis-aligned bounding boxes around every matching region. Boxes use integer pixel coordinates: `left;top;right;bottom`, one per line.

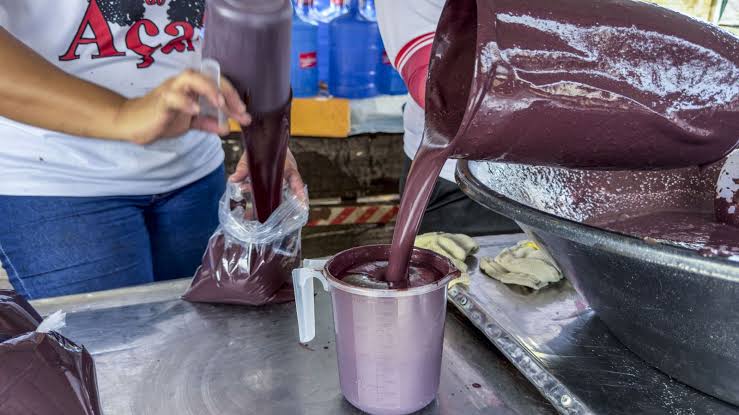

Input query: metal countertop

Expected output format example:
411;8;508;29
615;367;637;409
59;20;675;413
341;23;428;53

32;270;555;414
449;234;739;415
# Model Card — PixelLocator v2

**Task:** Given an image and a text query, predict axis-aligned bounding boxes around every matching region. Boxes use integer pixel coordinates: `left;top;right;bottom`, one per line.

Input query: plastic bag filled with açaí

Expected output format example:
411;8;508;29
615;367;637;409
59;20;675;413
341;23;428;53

183;181;309;305
0;289;102;415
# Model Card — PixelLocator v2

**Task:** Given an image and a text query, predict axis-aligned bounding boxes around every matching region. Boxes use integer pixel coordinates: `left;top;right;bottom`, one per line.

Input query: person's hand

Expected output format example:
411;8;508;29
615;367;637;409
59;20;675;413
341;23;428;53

229;148;307;202
114;69;251;144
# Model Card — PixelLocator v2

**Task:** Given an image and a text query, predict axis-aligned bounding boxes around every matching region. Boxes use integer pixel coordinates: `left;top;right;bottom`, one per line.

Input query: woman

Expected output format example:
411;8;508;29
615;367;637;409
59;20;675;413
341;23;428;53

0;0;302;299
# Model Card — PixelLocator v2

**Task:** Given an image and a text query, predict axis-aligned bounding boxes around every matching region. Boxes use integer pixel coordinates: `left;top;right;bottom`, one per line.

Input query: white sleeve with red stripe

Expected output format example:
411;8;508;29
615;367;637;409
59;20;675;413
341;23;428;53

376;0;444;109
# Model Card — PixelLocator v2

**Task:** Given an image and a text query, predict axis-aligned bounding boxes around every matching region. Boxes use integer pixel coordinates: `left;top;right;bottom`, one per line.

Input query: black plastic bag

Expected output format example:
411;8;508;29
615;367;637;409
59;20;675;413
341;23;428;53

0;290;101;415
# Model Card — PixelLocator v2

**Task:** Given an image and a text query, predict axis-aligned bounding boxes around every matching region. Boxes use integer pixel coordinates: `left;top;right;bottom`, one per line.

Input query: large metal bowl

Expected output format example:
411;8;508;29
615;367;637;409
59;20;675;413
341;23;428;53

456;160;739;405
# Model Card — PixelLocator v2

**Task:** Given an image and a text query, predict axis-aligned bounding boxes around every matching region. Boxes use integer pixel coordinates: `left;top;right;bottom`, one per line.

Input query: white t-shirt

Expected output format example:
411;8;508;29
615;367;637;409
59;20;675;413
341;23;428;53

0;0;223;196
376;0;457;183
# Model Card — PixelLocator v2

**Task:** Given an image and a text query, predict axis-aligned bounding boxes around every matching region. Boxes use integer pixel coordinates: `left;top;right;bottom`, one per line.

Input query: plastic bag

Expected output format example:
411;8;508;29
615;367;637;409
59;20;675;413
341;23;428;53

0;290;101;415
183;181;309;306
0;289;42;338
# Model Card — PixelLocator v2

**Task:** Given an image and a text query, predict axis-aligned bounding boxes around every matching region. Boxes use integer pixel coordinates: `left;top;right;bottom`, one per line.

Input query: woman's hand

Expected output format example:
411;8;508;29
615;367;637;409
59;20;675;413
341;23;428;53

229;149;307;202
115;69;251;144
0;29;249;142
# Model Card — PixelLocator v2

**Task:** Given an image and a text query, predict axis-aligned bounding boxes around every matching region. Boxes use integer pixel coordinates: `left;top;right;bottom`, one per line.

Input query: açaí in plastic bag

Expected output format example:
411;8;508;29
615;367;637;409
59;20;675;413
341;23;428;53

0;289;102;414
183;181;308;305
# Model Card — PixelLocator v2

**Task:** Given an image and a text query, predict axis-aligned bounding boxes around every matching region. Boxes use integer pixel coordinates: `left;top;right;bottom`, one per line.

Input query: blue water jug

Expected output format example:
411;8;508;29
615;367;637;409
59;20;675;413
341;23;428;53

291;0;319;97
329;0;380;99
314;0;347;89
377;50;408;95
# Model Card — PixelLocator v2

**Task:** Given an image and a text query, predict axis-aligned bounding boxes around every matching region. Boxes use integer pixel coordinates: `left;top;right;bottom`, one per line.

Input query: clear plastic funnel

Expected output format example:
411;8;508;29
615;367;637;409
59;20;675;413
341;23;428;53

293;245;458;415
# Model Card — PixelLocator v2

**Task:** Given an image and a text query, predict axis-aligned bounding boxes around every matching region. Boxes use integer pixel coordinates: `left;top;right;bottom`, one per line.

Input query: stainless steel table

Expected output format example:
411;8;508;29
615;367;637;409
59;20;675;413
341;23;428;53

31;276;555;414
449;234;739;415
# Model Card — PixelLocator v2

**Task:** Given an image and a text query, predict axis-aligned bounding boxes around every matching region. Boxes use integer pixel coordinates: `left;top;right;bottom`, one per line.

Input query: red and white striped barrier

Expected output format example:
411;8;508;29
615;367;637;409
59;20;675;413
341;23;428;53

308;204;399;227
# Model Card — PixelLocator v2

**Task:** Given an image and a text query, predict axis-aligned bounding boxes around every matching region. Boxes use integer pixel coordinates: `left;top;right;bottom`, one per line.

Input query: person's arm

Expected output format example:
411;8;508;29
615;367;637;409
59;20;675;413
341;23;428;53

376;0;442;109
0;28;250;144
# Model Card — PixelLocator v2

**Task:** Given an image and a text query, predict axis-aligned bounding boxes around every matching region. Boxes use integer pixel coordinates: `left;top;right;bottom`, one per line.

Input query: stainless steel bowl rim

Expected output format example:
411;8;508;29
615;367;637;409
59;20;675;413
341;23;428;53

456;160;739;284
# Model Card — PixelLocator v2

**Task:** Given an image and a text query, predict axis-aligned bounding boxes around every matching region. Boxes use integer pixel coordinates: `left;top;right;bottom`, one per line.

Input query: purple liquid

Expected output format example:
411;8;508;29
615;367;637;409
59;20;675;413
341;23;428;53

594;210;739;258
243;103;291;222
387;0;739;282
386;145;449;284
340;260;446;289
183;231;299;306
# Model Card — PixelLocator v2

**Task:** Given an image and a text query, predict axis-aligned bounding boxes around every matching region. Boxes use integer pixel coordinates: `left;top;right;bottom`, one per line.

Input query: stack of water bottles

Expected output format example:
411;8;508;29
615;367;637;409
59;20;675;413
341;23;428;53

290;0;407;98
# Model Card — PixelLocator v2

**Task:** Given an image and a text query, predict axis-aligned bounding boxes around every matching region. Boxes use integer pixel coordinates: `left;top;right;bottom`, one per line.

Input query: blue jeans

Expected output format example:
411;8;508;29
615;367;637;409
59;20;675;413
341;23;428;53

0;165;225;299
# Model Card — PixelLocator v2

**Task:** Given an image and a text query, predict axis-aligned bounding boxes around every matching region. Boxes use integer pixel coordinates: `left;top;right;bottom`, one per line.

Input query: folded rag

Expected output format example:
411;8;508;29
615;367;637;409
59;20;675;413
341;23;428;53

414;232;479;287
479;240;562;289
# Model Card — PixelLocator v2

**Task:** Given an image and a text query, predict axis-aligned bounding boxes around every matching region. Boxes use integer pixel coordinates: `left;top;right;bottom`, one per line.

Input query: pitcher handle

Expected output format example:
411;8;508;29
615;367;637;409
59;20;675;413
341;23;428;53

292;265;329;343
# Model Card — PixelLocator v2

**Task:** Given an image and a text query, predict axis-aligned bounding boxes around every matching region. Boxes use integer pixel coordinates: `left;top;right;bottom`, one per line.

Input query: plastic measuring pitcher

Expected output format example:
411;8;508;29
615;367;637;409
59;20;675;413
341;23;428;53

292;245;459;415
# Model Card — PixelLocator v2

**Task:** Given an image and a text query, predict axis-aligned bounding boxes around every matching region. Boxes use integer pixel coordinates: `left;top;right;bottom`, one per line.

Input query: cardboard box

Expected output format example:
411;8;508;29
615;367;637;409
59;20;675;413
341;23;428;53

229;97;351;138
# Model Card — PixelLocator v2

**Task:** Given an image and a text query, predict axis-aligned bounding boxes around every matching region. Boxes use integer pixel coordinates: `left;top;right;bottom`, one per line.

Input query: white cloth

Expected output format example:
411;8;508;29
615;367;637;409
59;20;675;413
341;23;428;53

376;0;457;182
0;0;223;196
717;150;739;206
480;241;563;290
415;232;479;287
